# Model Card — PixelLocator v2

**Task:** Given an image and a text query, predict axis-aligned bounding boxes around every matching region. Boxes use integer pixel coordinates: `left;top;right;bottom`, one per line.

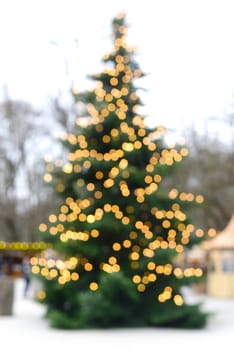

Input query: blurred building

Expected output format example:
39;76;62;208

203;214;234;297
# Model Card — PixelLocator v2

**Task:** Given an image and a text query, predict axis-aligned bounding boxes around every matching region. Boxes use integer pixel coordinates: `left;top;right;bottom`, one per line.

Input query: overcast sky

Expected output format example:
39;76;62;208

1;0;234;135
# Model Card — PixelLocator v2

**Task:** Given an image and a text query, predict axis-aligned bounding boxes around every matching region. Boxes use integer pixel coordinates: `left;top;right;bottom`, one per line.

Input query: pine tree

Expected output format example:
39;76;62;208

33;12;209;329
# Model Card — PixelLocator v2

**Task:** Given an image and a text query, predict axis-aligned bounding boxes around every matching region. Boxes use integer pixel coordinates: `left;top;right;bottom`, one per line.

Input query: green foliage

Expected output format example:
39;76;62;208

148;301;210;329
39;271;210;329
34;12;210;330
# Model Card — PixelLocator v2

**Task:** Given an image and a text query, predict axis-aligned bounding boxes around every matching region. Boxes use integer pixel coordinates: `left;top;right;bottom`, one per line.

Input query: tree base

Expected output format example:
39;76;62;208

0;277;14;315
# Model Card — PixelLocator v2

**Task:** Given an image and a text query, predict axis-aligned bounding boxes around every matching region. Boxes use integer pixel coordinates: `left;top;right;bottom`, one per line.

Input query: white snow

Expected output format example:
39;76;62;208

0;277;233;349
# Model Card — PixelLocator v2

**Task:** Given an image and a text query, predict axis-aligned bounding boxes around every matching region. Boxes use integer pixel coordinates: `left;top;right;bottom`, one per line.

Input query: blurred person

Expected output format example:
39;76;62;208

21;256;31;297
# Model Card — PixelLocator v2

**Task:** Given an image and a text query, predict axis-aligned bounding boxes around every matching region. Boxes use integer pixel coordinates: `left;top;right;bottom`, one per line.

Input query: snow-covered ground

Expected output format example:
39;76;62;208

0;278;234;349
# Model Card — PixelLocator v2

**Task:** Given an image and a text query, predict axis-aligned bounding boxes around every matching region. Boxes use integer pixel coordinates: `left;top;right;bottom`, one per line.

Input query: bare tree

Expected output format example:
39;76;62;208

172;122;234;232
0;88;59;242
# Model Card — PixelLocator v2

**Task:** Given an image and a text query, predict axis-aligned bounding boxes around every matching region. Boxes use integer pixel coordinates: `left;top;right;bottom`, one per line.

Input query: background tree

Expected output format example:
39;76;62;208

0;88;61;242
172;121;234;233
33;13;210;329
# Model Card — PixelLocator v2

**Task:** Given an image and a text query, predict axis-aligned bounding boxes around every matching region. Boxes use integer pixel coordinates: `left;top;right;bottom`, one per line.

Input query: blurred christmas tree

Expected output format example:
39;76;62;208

32;12;209;329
